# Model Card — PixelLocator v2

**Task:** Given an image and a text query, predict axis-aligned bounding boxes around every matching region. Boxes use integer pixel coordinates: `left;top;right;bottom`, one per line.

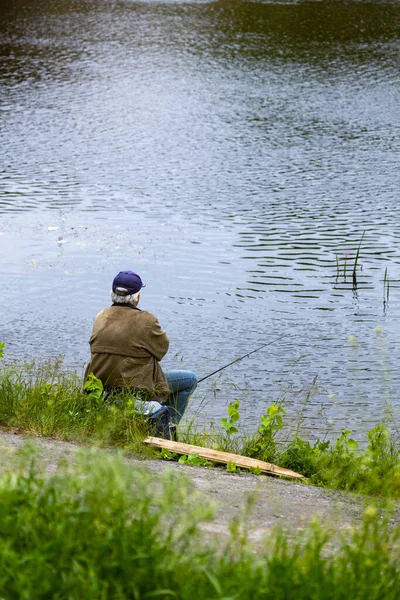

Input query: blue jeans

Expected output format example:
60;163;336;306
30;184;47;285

163;370;197;424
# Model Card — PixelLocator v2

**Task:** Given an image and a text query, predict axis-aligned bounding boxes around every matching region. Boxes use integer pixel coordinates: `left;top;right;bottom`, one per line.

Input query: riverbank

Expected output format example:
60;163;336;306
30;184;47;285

1;356;400;597
1;358;400;499
0;428;366;542
0;429;399;599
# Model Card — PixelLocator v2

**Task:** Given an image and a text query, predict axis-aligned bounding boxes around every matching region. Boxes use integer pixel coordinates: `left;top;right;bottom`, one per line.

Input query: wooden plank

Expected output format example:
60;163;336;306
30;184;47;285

144;436;303;479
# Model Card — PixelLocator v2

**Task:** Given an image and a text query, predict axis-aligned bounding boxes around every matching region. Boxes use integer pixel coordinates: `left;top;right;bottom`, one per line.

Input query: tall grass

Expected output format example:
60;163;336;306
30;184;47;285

384;266;390;312
195;399;400;498
2;359;400;498
0;447;399;599
0;359;152;455
180;395;400;498
352;230;365;291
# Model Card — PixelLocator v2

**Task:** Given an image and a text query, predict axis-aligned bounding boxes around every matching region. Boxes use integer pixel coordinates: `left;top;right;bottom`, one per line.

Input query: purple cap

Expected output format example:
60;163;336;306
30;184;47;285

112;271;145;295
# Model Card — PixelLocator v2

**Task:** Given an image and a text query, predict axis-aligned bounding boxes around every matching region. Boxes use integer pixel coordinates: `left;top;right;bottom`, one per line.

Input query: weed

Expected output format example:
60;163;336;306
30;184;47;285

249;466;261;475
226;461;241;473
279;422;400;497
352;230;365;291
383;266;390;312
241;403;286;463
0;359;151;456
220;399;240;435
0;448;399;598
335;428;359;453
213;395;400;498
83;371;104;401
2;356;400;499
179;453;214;467
161;448;178;460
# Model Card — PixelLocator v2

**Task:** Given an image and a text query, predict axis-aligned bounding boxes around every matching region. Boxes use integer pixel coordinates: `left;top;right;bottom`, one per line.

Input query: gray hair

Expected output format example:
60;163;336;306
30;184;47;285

111;289;140;306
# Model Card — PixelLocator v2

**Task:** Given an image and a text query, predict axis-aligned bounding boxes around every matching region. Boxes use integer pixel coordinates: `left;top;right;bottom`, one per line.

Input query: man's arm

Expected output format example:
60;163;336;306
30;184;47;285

146;317;170;361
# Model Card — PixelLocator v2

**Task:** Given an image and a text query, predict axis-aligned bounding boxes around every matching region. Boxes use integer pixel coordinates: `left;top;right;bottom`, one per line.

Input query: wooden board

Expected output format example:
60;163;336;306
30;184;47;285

144;436;303;479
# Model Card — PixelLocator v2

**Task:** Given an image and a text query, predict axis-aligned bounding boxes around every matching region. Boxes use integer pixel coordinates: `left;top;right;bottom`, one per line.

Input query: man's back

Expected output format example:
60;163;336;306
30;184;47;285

85;305;170;399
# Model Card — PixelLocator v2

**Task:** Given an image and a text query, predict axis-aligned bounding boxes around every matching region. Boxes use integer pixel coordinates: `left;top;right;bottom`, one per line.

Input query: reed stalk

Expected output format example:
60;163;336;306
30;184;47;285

383;266;390;309
352;230;366;291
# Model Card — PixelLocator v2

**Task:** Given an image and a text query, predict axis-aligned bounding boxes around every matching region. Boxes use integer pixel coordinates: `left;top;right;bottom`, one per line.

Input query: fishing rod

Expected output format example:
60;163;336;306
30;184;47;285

197;336;283;384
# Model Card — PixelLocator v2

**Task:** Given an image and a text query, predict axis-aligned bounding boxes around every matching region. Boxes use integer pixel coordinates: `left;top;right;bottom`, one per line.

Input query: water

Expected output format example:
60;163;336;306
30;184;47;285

1;0;400;439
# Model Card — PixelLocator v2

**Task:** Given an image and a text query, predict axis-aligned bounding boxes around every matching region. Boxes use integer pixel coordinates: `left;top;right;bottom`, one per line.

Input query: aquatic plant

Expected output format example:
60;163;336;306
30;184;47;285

334;231;367;291
352;230;366;291
383;266;390;312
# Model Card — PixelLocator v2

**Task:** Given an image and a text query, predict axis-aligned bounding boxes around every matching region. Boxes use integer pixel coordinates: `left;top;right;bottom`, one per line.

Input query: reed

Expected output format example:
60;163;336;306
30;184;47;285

352;230;366;291
335;253;340;282
383;266;390;311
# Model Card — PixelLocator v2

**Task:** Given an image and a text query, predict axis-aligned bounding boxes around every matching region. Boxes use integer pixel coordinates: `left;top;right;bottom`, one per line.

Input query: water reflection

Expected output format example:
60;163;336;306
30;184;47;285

1;0;400;439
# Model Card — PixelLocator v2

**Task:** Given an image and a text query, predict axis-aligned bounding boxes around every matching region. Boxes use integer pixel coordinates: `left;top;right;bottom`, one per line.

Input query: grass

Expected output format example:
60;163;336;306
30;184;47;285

352;230;365;291
192;399;400;498
1;357;400;498
384;266;390;311
0;446;399;599
1;355;400;597
0;358;152;456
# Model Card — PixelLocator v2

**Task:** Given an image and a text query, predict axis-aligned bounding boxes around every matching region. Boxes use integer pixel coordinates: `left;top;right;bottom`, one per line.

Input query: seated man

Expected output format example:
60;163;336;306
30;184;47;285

84;270;197;425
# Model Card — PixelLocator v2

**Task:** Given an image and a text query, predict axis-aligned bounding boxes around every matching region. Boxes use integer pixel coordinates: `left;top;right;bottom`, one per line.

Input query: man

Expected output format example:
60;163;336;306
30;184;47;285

84;270;197;424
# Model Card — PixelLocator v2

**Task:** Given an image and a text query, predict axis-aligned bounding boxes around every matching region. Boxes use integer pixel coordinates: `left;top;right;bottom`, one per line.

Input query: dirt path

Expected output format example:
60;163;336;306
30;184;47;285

0;430;378;543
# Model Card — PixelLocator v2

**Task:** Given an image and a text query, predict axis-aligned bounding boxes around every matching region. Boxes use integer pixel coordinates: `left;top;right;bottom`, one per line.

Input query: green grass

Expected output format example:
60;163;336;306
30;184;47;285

1;358;400;498
0;358;152;456
0;446;399;599
1;356;400;598
182;396;400;499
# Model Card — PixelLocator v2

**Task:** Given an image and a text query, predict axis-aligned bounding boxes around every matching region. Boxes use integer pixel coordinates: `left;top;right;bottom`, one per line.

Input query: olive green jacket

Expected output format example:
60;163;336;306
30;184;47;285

84;305;170;400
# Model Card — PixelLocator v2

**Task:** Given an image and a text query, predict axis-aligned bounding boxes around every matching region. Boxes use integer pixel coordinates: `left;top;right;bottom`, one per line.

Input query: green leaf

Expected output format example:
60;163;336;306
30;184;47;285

147;590;177;598
226;426;239;435
249;466;261;475
315;440;330;453
84;373;103;392
226;461;239;473
347;439;359;451
267;403;279;417
221;400;241;436
161;449;177;461
227;400;240;423
83;372;104;401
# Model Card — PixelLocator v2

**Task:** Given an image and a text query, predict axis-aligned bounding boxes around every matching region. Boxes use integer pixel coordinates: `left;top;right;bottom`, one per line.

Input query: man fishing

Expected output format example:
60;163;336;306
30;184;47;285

84;270;197;424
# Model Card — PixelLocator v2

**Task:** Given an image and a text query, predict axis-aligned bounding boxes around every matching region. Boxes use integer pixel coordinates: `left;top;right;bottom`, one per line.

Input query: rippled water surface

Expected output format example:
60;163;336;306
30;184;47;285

1;0;400;438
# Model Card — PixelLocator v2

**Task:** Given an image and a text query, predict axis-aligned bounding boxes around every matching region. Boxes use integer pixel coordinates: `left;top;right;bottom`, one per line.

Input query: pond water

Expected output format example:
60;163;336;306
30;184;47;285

1;0;400;439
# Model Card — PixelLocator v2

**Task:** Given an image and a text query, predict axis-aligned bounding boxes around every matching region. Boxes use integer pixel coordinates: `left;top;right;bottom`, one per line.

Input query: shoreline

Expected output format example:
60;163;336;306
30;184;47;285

0;428;374;543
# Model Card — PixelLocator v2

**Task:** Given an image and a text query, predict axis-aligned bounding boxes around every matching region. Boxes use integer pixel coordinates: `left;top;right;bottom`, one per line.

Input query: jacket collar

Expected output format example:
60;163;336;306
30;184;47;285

111;304;141;311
